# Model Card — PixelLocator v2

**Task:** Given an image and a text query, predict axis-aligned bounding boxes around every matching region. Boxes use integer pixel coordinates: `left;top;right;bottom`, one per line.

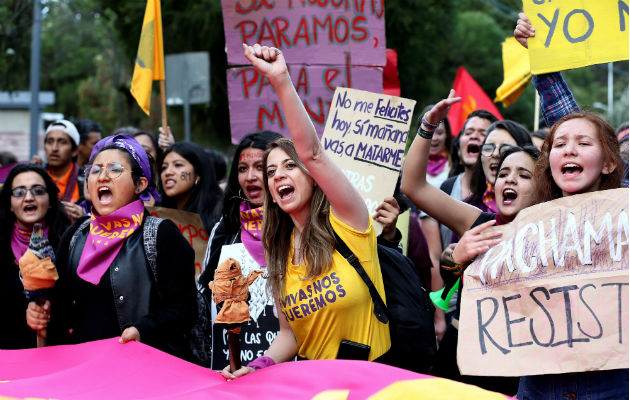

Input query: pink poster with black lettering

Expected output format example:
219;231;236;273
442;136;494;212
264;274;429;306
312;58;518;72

222;0;386;144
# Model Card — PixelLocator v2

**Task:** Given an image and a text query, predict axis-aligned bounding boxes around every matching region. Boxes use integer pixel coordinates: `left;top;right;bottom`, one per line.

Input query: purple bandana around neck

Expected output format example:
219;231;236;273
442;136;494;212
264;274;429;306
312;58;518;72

239;201;266;267
11;222;49;264
88;134;161;203
482;181;497;213
427;149;448;176
76;200;145;285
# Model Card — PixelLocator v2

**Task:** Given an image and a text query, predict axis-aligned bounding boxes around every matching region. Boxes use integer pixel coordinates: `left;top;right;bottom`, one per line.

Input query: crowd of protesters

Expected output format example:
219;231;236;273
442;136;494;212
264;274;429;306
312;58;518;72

1;12;628;400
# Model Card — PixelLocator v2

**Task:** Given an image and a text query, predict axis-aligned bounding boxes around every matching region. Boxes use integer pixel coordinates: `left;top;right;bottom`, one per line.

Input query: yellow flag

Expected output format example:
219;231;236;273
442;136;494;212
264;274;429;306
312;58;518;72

130;0;165;115
495;37;532;108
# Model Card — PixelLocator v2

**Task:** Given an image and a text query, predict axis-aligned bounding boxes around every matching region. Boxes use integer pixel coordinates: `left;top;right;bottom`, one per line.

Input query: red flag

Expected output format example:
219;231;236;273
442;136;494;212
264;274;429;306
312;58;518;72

383;49;401;96
447;66;502;136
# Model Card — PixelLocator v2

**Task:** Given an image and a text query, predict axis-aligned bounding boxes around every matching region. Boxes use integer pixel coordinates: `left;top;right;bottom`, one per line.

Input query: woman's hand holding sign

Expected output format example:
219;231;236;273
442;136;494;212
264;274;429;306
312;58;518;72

452;220;503;266
514;12;535;49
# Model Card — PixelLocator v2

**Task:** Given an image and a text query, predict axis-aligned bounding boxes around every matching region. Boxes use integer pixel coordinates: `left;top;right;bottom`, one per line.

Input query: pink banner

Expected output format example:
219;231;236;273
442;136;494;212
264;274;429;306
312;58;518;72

227;61;383;144
221;0;386;66
0;338;512;399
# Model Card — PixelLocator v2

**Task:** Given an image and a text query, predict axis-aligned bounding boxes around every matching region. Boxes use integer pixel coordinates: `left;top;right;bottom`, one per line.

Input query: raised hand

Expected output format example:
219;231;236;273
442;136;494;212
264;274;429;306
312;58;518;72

373;197;400;241
514;12;535;49
158;126;175;151
242;43;289;84
421;90;461;130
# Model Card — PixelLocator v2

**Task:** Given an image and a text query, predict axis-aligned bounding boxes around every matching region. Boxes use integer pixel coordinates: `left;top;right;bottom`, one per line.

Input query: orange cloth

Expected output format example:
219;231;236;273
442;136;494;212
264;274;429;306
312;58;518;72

208;258;263;325
48;164;79;202
18;250;58;291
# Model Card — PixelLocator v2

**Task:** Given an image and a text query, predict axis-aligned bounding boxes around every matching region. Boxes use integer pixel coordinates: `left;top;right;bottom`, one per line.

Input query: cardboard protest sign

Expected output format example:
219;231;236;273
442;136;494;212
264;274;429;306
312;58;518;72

458;189;629;376
321;87;416;233
221;0;386;66
147;206;209;278
227;62;383;144
523;0;629;74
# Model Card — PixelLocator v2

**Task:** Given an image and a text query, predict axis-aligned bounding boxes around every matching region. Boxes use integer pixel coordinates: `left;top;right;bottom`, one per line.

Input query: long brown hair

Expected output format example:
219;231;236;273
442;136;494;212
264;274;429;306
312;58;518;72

534;112;623;203
262;138;336;297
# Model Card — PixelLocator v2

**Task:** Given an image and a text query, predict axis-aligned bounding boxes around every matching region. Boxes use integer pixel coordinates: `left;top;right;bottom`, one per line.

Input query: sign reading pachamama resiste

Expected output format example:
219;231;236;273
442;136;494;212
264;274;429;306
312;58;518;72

321;87;416;233
458;189;629;376
523;0;629;74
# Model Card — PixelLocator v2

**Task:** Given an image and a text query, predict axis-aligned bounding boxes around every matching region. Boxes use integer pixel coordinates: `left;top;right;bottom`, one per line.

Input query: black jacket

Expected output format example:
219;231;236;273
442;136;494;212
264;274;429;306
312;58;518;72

48;213;197;359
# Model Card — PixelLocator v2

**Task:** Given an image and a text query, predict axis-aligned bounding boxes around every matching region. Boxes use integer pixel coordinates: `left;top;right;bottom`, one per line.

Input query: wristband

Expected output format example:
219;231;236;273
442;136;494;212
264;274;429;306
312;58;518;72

247;355;276;371
421;116;440;130
441;261;470;277
417;127;435;140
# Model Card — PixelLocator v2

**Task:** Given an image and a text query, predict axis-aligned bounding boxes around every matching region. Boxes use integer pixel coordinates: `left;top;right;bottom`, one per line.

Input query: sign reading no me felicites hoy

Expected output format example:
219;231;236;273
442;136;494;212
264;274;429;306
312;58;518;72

458;189;629;376
321;87;416;233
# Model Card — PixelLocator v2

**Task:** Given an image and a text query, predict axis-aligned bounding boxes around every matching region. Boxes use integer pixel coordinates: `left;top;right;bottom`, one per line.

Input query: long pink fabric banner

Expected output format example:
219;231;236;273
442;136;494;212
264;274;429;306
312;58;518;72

0;338;515;399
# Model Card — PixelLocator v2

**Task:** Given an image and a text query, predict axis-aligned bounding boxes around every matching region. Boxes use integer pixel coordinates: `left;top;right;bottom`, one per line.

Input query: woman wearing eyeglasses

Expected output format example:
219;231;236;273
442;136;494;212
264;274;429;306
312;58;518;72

464;120;533;214
0;164;69;349
26;135;197;360
402;97;539;394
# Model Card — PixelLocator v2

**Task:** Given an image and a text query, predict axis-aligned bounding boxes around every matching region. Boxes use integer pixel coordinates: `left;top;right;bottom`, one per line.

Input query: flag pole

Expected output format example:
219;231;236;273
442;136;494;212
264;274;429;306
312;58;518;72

159;80;168;148
534;90;540;131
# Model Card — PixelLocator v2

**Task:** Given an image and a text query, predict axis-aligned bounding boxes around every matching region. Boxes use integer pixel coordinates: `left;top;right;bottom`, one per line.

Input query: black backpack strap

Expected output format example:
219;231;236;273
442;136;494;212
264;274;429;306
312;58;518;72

333;231;389;324
439;175;456;195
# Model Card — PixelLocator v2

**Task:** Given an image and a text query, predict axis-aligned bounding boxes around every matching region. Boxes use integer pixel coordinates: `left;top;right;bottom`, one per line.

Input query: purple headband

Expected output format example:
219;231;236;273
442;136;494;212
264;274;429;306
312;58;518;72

89;134;161;202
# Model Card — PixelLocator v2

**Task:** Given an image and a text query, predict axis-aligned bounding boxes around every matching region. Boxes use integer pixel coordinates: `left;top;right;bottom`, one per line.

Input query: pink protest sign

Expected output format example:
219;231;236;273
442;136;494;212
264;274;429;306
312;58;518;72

221;0;386;66
0;338;513;399
227;61;383;144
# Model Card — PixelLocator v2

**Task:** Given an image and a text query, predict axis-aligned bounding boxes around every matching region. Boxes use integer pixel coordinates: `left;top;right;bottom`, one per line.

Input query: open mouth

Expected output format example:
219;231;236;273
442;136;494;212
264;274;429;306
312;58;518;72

502;188;518;205
277;185;294;200
489;162;499;175
23;205;38;214
98;186;113;204
164;179;177;189
466;144;480;157
561;163;583;177
246;185;262;197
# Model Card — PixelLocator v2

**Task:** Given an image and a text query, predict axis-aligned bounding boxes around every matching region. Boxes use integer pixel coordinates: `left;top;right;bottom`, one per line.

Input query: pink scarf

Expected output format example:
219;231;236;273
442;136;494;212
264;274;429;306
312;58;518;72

11;222;49;264
77;200;144;285
482;181;497;213
240;202;265;267
427;149;448;176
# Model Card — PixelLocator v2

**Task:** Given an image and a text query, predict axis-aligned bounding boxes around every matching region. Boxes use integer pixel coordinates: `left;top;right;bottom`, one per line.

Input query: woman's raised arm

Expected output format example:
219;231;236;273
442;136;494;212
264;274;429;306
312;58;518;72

400;91;481;238
243;43;369;230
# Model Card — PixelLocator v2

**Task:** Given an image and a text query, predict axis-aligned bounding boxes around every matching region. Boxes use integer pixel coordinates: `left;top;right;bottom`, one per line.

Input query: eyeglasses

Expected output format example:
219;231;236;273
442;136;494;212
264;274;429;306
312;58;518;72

481;143;513;157
11;185;48;198
85;162;126;180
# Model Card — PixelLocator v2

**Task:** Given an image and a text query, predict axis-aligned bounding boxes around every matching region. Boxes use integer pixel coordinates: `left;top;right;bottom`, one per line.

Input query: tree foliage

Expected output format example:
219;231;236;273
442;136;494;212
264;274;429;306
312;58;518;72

0;0;32;91
2;0;627;150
